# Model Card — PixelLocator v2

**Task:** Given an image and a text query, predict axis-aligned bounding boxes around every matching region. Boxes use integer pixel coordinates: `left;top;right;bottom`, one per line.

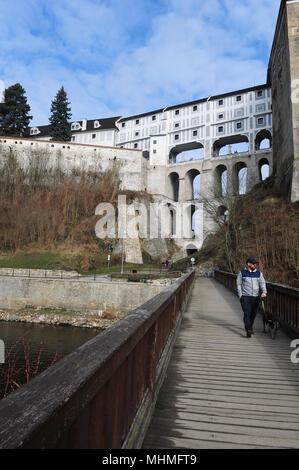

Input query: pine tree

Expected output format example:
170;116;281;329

0;83;32;136
49;86;72;142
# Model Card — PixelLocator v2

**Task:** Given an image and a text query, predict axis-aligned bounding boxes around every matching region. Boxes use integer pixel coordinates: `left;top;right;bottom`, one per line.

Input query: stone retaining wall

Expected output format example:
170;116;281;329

0;277;165;314
0;268;79;278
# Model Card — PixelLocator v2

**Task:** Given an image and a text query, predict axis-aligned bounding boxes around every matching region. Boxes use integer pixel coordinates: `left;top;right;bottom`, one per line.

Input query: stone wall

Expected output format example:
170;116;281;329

268;0;299;202
0;136;147;192
0;277;165;313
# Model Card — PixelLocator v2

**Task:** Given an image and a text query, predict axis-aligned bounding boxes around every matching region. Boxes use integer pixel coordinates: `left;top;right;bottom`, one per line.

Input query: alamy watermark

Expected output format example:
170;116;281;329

0;339;4;364
290;339;299;364
95;196;202;240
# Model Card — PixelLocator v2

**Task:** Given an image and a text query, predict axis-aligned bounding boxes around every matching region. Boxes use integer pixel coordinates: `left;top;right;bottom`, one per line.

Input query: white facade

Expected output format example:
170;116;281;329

115;86;272;163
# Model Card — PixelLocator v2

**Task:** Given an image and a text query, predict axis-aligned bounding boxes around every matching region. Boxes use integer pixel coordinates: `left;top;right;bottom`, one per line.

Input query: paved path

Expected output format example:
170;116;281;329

143;278;299;449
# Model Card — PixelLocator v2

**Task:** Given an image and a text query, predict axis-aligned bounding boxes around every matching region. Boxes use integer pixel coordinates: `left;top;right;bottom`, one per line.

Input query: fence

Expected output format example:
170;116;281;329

0;268;79;279
0;270;195;449
214;269;299;337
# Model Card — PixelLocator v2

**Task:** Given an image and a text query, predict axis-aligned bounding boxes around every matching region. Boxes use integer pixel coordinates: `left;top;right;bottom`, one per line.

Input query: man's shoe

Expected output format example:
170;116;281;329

246;330;252;338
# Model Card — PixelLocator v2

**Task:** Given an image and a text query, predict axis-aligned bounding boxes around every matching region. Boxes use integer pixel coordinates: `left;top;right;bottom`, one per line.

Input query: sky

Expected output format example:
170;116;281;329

0;0;281;126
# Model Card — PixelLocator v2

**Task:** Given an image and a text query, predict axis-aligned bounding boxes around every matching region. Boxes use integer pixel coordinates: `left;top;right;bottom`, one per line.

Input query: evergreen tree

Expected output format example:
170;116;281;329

0;83;32;136
49;86;72;141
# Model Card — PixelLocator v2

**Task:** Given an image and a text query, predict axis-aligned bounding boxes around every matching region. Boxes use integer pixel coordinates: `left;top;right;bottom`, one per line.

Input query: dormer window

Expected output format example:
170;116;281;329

94;121;101;129
71;122;81;130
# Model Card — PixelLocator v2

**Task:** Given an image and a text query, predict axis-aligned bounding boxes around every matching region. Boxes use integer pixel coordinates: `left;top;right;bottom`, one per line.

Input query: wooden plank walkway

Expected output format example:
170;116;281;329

143;278;299;449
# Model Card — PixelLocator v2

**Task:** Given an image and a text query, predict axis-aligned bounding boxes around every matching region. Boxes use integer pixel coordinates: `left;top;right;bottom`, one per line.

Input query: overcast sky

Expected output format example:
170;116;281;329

0;0;281;125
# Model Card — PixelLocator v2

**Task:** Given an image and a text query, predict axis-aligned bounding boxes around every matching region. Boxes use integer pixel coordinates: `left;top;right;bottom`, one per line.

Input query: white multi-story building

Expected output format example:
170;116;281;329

115;84;272;164
26;84;272;162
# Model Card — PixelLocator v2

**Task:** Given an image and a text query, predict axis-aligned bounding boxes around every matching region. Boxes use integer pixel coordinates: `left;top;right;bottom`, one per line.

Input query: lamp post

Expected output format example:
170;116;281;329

121;239;124;274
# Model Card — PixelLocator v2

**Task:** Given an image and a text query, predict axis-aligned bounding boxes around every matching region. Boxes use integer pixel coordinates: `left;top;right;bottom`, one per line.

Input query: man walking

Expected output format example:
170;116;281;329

237;257;267;338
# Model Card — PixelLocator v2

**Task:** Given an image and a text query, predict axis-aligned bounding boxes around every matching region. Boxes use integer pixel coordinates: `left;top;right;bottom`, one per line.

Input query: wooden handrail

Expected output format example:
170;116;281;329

0;270;195;449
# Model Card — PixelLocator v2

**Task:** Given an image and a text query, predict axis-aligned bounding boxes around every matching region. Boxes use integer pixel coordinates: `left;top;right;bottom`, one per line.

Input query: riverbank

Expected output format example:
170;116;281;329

0;307;125;329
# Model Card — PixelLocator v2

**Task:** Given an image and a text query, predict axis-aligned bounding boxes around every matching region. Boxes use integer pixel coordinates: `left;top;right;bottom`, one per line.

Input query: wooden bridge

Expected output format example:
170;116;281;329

0;270;298;449
143;277;299;449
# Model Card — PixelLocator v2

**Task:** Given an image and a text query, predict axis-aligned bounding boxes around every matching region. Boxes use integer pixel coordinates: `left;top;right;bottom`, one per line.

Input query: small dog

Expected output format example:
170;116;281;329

261;301;279;340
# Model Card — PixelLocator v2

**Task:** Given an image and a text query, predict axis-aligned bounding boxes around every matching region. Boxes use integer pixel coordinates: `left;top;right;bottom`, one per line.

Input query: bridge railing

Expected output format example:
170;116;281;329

214;269;299;336
0;270;195;449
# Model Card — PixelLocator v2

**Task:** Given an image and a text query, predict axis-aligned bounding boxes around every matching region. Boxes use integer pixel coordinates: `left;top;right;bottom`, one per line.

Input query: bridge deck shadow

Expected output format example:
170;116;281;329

142;278;299;449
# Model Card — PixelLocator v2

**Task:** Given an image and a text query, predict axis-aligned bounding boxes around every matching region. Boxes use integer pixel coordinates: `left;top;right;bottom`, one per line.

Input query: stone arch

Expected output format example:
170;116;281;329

233;162;247;195
168;172;180;201
185;168;201;200
258;157;270;181
213;135;249;157
186;244;198;256
183;203;201;238
255;129;272;151
215;164;227;196
169;141;204;164
167;203;177;236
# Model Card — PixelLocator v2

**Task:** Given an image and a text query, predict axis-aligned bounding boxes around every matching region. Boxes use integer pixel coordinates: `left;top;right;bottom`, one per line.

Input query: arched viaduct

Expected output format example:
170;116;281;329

147;130;273;257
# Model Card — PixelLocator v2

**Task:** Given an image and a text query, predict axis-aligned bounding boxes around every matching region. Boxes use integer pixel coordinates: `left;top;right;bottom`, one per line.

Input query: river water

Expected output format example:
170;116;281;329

0;321;101;398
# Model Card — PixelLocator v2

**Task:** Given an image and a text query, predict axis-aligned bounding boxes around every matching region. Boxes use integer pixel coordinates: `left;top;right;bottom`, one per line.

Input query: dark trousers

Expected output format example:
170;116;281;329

240;296;260;331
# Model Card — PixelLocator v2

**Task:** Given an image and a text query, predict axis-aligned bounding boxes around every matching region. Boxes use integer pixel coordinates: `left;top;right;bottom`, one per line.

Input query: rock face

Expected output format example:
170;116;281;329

194;264;215;277
0;308;125;329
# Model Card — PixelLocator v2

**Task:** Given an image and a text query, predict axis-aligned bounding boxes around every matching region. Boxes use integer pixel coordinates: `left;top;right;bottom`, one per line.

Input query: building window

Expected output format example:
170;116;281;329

153;140;157;144
175;109;180;115
236;122;242;130
153;149;157;154
134;143;138;148
72;136;75;141
174;122;180;128
236;95;242;102
135;119;140;125
256;104;266;113
135;131;139;137
92;134;96;139
174;134;179;140
218;126;224;133
258;117;264;125
152;115;156;121
218;99;224;106
256;90;263;98
193;105;197;112
218;113;224;119
121;122;125;128
193;130;198;136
